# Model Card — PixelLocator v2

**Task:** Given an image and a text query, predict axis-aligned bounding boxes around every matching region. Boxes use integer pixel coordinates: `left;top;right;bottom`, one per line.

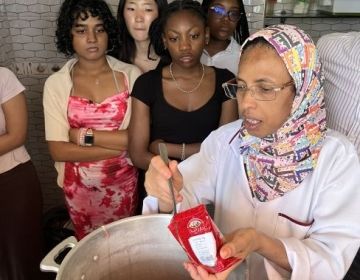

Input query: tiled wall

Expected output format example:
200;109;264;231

0;0;13;66
265;17;360;42
0;0;265;213
264;0;360;42
0;0;357;212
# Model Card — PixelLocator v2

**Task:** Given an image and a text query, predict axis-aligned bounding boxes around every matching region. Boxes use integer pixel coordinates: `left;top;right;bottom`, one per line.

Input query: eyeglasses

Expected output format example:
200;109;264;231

222;78;294;101
209;5;242;22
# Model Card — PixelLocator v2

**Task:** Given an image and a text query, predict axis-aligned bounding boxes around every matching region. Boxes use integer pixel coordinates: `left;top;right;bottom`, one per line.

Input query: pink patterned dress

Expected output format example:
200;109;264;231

64;83;138;240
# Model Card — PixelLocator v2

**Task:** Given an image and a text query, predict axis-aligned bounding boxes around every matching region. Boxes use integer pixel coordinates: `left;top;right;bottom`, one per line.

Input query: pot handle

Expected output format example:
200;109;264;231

40;236;78;273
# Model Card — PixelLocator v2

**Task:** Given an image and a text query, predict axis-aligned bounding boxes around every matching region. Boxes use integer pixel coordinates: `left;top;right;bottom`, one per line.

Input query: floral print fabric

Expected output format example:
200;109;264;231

238;24;327;202
64;91;138;239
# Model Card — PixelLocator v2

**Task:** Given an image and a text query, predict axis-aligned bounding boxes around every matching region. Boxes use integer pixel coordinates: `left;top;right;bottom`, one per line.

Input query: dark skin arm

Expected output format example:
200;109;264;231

128;98;154;170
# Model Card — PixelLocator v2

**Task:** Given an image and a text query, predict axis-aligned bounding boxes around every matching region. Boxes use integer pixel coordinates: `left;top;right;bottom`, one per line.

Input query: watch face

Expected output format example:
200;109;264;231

84;134;94;145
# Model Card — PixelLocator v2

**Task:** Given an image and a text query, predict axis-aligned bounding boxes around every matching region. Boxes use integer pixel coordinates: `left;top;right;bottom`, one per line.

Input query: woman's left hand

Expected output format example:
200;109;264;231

183;228;259;280
220;228;259;261
183;260;240;280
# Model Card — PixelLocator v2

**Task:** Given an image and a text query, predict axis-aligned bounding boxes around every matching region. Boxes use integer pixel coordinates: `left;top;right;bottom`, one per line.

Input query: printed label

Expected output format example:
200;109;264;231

189;232;217;267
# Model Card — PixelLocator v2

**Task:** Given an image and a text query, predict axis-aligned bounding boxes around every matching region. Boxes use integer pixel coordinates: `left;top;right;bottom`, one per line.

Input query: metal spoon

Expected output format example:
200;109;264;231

158;143;177;215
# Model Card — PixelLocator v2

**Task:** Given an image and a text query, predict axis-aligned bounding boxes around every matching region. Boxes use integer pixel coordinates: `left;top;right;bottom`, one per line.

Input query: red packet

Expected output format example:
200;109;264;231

168;204;240;274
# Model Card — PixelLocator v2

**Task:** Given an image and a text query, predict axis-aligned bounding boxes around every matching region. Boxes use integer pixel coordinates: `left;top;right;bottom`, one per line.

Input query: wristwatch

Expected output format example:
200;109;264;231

84;128;94;146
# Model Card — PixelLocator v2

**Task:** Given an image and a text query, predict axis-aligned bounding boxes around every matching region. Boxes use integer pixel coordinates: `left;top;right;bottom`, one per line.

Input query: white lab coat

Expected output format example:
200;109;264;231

144;120;360;279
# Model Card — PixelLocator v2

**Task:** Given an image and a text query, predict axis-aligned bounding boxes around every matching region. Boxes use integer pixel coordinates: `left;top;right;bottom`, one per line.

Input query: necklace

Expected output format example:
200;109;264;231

169;63;205;94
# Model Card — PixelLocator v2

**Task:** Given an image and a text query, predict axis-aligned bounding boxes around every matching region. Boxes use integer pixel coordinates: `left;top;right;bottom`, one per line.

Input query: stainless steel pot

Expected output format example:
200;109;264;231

40;214;191;280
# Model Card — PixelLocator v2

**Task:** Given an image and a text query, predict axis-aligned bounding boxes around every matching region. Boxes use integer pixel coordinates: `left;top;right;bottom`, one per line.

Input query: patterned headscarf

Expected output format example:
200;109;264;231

238;24;327;202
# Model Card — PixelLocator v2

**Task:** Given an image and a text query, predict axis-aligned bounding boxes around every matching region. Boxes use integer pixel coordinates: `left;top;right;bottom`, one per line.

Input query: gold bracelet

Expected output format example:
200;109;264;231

181;143;186;161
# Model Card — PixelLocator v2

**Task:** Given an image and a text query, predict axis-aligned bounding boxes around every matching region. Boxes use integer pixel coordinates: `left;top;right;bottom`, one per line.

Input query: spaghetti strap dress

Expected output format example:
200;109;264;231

63;69;138;240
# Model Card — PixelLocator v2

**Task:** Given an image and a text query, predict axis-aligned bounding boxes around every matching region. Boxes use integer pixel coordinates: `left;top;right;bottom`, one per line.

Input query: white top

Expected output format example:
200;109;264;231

317;32;360;156
0;67;30;174
43;55;141;187
143;120;360;280
201;37;241;76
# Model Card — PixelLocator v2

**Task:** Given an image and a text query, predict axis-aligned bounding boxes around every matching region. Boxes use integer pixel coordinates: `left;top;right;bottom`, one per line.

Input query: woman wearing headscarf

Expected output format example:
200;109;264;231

143;25;360;279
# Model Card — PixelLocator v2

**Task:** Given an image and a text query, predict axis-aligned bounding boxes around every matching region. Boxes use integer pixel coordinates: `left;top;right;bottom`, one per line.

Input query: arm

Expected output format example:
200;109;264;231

221;229;290;270
69;128;128;151
184;134;360;280
128;97;154;170
183;230;289;280
47;141;120;162
219;99;238;126
149;141;200;161
145;156;184;213
43;76;122;162
0;93;27;155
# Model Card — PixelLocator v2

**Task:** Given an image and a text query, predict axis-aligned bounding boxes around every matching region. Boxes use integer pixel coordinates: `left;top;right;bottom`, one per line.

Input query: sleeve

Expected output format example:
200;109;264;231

178;129;224;210
142;128;222;214
0;68;25;104
131;70;159;106
278;142;360;280
215;68;235;103
43;77;70;142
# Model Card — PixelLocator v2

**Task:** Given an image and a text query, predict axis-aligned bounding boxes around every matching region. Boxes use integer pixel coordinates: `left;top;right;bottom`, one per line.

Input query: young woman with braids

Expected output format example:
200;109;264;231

43;0;141;240
128;0;238;210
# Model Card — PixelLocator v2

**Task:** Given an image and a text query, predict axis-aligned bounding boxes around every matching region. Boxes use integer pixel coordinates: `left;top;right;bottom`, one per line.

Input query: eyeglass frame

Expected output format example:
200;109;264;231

222;78;295;101
208;5;242;22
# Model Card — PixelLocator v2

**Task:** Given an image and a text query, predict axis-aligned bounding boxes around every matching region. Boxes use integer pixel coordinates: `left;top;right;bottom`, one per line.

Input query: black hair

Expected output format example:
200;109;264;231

242;37;274;53
149;0;207;65
116;0;168;63
56;0;119;57
201;0;249;45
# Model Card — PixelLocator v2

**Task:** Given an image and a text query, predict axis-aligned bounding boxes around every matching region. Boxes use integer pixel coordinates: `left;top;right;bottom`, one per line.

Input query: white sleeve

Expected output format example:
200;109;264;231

142;130;221;214
142;196;160;215
278;142;360;280
177;130;221;210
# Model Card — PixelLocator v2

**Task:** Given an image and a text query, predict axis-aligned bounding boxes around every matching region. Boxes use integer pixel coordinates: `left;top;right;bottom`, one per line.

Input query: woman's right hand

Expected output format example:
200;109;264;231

144;156;184;212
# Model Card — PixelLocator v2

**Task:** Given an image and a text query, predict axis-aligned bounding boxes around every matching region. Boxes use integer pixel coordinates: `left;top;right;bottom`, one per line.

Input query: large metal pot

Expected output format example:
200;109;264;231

40;214;191;280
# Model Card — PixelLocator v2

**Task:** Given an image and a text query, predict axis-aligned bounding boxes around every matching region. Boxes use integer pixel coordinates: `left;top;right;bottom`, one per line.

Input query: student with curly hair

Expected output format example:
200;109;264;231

43;0;141;240
201;0;249;75
117;0;167;73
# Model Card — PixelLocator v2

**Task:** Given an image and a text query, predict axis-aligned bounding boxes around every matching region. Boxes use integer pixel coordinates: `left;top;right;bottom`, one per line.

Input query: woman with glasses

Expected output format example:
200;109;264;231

143;25;360;279
200;0;249;75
